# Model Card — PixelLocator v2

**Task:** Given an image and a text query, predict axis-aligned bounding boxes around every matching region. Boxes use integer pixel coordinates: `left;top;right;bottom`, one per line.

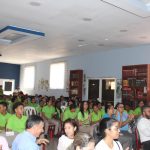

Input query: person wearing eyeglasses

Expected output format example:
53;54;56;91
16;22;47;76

95;118;125;150
115;103;134;150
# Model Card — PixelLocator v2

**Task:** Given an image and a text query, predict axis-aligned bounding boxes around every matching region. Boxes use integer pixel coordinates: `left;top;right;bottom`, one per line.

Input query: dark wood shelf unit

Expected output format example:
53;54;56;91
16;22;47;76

69;70;83;98
122;64;150;108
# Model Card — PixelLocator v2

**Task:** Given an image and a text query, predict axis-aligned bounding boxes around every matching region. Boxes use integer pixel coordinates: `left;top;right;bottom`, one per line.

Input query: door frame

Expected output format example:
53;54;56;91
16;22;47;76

85;77;117;105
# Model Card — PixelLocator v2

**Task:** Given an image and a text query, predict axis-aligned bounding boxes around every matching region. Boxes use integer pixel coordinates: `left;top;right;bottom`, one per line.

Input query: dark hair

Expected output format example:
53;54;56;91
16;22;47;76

13;102;24;112
105;104;113;113
92;103;98;109
63;119;78;136
26;115;44;129
70;104;76;110
67;132;95;150
115;102;123;109
0;101;8;109
141;105;150;114
80;101;90;117
98;118;118;140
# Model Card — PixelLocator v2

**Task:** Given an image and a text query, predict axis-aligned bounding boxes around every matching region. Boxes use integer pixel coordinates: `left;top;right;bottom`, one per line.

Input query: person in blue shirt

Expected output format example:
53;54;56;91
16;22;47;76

115;103;134;150
103;104;115;119
12;115;49;150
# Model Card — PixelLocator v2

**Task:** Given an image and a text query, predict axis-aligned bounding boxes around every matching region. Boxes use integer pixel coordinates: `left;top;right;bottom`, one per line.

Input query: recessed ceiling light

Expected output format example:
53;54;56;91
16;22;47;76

82;18;92;21
29;1;41;6
98;44;104;46
139;36;147;39
120;29;128;32
78;39;85;42
78;44;88;47
105;38;109;41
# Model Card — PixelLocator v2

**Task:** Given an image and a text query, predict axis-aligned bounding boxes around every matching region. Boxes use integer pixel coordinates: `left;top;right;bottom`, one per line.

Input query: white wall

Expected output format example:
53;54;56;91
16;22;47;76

20;44;150;102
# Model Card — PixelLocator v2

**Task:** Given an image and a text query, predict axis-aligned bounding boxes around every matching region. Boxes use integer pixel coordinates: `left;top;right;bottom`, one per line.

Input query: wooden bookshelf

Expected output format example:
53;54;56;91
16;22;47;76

69;70;83;98
122;64;150;108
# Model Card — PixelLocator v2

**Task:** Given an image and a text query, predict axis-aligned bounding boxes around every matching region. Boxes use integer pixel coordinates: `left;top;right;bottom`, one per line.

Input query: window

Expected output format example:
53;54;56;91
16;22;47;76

23;66;35;89
50;62;65;89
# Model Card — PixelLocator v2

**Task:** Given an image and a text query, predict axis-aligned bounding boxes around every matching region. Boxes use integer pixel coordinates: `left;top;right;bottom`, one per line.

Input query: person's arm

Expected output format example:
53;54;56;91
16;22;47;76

116;112;133;128
0;137;10;150
41;112;49;120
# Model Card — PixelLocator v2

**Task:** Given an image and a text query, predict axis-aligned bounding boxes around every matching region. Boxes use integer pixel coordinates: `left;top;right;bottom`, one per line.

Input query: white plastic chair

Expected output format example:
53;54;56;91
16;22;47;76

24;106;37;117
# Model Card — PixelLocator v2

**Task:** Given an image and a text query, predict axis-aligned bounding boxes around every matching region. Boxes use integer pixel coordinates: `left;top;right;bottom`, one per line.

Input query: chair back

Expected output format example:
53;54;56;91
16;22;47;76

135;127;142;150
24;106;37;117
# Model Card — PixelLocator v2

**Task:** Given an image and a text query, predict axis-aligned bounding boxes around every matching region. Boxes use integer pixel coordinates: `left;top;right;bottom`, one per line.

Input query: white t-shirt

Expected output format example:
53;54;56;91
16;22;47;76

137;117;150;142
95;139;123;150
57;135;74;150
0;136;10;150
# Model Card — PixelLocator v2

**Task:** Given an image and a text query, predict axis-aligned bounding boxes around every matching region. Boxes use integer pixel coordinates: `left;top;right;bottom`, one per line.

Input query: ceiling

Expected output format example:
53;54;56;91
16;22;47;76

0;0;150;64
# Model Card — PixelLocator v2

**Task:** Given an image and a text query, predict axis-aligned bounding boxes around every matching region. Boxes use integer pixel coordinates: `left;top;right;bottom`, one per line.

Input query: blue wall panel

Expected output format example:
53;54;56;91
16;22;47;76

0;63;20;88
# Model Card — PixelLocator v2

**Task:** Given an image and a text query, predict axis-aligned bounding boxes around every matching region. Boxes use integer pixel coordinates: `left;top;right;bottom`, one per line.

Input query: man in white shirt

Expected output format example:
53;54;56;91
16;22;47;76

137;105;150;150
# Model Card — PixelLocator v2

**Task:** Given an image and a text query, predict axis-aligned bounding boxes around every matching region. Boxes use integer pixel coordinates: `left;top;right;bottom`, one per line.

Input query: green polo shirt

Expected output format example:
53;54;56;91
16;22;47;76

124;110;134;115
6;114;27;132
63;108;78;121
0;112;12;128
29;102;38;108
101;108;105;117
91;111;102;122
42;105;55;119
77;111;90;125
134;107;141;116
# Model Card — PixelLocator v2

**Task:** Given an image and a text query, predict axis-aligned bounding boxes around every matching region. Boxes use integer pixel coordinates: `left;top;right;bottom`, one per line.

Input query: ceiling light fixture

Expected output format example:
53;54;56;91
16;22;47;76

78;43;88;47
98;44;104;46
82;18;92;21
139;36;147;39
78;39;85;42
120;29;128;32
29;1;41;6
105;38;109;41
0;25;45;45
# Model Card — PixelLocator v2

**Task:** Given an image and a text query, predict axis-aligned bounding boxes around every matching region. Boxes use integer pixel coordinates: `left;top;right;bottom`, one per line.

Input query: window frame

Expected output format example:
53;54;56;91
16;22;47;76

49;62;66;89
23;65;35;89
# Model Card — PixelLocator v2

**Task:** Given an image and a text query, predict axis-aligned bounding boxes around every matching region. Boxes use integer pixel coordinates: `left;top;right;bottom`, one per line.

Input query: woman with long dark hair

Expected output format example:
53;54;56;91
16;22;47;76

95;118;124;150
57;119;78;150
77;101;91;135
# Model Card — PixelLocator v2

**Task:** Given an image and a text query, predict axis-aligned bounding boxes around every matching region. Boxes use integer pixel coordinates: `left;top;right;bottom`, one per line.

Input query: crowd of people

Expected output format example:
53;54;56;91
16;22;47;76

0;91;150;150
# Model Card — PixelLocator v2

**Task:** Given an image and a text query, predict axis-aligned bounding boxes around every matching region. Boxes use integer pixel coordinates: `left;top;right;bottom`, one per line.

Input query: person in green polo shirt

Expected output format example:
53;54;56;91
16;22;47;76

6;102;27;133
91;103;102;125
42;98;61;136
29;97;39;110
98;102;105;117
77;101;91;135
0;102;11;130
63;104;78;122
134;100;145;118
124;103;134;115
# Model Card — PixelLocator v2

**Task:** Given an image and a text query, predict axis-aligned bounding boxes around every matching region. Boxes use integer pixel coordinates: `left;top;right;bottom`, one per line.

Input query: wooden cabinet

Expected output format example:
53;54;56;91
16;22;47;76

69;70;83;98
122;64;150;108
